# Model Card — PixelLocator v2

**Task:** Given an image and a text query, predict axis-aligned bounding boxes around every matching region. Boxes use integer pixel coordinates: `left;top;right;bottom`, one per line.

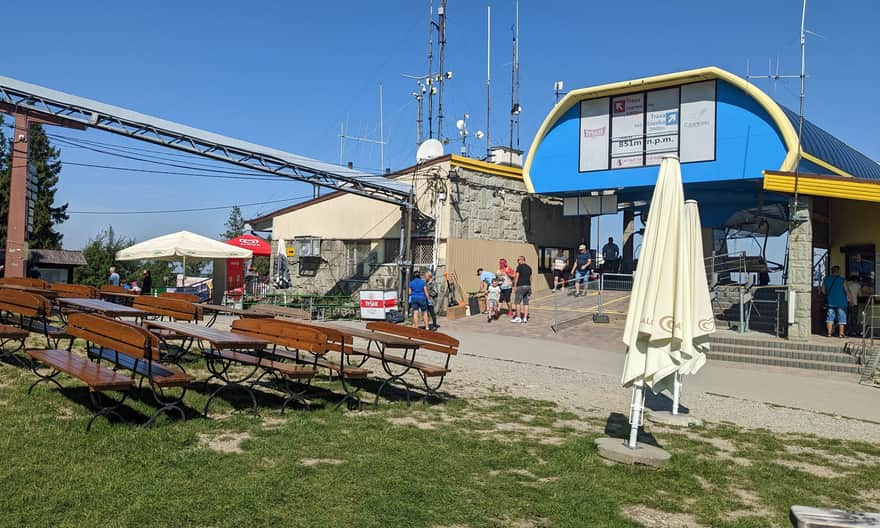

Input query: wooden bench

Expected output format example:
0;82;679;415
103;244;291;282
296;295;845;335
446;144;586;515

68;312;192;427
0;277;50;289
231;318;368;410
159;292;202;303
248;303;313;320
790;505;880;527
228;318;330;412
0;288;72;348
361;321;458;402
133;296;202;354
99;285;136;306
50;283;99;299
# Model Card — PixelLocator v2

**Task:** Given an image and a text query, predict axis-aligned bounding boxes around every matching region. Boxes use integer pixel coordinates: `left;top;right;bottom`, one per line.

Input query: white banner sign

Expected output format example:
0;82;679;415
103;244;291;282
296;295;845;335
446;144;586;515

680;81;716;163
578;98;610;171
645;87;680;166
610;93;645;168
577;80;716;171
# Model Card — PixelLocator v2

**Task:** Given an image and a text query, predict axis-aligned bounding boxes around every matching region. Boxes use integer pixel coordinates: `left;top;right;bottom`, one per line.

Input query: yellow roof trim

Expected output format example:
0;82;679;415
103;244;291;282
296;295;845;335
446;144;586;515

450;155;523;180
522;66;800;193
763;172;880;203
801;152;856;179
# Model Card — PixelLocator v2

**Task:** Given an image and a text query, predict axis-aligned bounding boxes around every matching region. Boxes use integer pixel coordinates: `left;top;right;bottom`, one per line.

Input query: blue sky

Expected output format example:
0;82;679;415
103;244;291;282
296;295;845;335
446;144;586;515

1;0;877;250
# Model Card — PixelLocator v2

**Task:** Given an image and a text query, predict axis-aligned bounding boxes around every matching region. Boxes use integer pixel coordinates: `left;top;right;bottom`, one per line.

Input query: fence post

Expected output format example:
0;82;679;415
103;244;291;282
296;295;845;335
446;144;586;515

593;273;610;324
739;286;745;334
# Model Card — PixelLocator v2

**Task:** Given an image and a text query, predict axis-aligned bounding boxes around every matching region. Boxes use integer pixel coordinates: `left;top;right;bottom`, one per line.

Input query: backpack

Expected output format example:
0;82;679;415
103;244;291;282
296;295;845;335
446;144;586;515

385;310;405;324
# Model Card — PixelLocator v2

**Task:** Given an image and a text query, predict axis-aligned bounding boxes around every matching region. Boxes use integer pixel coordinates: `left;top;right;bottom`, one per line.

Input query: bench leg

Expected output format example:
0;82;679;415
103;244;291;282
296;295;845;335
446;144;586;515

419;373;447;404
373;361;415;406
143;381;189;427
203;355;260;417
0;337;27;368
27;363;64;394
86;390;130;432
333;372;363;411
276;376;312;414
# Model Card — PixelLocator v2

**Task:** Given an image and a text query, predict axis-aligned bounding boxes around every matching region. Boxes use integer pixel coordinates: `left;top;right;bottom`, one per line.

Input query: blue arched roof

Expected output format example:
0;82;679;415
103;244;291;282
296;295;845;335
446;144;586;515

779;105;880;180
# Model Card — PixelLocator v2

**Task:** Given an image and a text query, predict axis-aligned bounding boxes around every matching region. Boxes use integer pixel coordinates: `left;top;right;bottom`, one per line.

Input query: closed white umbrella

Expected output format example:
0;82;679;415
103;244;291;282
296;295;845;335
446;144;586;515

273;238;291;289
621;155;687;448
663;200;714;416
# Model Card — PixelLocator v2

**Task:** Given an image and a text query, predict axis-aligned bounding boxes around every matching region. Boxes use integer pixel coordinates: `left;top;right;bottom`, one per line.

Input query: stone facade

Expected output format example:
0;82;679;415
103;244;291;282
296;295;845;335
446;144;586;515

787;197;813;341
448;166;587;247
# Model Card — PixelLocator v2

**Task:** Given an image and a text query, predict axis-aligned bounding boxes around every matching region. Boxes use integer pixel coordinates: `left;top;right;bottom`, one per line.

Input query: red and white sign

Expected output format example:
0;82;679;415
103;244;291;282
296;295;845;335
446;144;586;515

359;290;398;320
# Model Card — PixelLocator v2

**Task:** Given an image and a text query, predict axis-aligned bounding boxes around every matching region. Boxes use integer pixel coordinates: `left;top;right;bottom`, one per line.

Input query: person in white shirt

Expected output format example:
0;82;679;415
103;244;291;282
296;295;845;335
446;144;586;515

552;250;567;291
486;278;501;322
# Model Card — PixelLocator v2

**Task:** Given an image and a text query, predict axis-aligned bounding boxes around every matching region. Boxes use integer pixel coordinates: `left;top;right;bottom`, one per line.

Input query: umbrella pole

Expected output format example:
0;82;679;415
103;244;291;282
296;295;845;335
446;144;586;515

672;372;681;416
627;382;644;449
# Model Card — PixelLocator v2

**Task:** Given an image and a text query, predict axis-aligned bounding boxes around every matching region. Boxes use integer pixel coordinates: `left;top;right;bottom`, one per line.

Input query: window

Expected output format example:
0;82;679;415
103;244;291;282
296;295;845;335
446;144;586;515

384;239;400;264
383;238;434;266
345;241;372;280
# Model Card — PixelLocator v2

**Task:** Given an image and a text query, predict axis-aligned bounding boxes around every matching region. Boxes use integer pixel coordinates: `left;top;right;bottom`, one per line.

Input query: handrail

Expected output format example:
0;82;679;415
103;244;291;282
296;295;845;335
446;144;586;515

860;295;879;385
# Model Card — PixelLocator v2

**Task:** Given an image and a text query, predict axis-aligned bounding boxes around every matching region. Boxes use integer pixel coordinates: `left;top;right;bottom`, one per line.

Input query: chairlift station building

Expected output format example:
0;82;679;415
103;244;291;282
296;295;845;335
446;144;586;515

524;66;880;340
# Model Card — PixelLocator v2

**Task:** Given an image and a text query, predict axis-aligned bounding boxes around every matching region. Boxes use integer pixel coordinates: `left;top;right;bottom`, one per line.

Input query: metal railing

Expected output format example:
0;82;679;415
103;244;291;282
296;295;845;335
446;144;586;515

740;284;789;337
550;273;634;332
859;295;880;385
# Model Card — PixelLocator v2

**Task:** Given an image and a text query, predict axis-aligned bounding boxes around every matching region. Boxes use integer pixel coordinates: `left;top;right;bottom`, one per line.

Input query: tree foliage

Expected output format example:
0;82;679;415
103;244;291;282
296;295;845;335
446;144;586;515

0;118;68;250
74;226;176;288
221;205;245;240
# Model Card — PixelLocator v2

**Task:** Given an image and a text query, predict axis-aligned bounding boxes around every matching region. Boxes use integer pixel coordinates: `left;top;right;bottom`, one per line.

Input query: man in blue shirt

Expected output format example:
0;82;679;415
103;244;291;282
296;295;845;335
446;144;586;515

408;270;430;330
821;265;852;338
569;245;592;296
476;268;496;293
108;266;120;286
851;254;874;282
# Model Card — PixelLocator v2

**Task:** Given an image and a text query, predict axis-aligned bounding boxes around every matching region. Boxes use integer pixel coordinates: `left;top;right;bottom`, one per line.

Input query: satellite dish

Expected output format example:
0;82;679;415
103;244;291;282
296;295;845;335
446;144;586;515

475;130;485;139
455;119;465;131
416;138;444;162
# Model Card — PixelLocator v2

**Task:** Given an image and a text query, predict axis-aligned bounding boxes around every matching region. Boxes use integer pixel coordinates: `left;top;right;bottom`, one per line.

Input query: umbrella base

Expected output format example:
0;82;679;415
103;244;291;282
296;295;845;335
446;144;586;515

594;437;670;468
646;411;702;428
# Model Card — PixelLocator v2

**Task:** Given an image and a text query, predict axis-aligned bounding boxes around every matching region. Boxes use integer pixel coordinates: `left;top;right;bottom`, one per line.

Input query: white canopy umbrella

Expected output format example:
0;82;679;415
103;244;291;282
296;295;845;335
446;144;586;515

116;230;253;285
621;155;689;448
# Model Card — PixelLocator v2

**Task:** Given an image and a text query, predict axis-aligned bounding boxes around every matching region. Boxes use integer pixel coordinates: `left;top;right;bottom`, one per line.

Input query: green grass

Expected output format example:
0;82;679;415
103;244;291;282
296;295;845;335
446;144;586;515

0;354;878;528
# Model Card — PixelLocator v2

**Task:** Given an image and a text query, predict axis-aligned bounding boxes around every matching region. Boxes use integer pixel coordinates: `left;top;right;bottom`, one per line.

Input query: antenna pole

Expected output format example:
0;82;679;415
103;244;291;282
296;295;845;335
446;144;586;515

338;121;345;164
437;0;448;142
793;0;807;211
486;3;491;158
509;0;516;153
514;0;520;150
379;83;385;172
427;0;435;139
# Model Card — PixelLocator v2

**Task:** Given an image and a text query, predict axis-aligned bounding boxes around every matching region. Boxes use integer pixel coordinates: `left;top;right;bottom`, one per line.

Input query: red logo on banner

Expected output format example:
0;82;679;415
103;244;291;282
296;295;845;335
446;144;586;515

613;100;625;113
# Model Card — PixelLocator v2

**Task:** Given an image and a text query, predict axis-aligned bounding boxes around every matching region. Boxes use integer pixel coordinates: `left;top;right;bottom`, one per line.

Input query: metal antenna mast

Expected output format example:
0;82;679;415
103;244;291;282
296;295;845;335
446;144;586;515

338;85;387;172
486;3;491;158
427;0;435;139
436;0;448;143
509;0;521;152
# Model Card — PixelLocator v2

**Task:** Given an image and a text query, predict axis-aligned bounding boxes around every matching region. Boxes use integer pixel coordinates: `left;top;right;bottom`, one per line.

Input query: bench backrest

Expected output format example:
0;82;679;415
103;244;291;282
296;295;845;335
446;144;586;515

0;277;50;289
248;303;312;320
51;283;99;299
278;320;353;354
133;296;202;321
159;292;201;303
100;285;130;294
67;312;159;361
231;318;329;355
0;288;52;319
365;321;459;355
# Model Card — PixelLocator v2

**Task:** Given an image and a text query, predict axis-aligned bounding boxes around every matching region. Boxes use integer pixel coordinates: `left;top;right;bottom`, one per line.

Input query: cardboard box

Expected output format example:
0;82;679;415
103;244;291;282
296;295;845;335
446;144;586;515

445;304;468;320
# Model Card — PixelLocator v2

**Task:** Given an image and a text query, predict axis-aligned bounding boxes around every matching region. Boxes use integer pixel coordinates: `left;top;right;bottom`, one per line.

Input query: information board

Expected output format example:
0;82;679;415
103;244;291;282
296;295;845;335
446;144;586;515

578;80;715;172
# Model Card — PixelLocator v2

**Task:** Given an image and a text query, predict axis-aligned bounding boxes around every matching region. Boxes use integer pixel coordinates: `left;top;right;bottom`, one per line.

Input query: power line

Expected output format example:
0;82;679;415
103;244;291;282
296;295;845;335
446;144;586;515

68;195;312;215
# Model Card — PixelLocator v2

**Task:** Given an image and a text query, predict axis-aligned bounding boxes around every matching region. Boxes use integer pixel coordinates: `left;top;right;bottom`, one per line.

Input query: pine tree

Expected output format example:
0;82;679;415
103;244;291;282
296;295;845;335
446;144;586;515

0;119;68;250
221;205;246;239
75;226;135;287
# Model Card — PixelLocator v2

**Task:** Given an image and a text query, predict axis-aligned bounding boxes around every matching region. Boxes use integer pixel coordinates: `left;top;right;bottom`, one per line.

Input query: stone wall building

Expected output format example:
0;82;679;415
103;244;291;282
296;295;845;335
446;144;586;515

248;154;590;307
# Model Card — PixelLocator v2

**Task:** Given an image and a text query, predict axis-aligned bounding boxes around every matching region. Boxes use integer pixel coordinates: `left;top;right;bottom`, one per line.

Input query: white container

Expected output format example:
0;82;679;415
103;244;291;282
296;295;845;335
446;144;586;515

359;290;398;320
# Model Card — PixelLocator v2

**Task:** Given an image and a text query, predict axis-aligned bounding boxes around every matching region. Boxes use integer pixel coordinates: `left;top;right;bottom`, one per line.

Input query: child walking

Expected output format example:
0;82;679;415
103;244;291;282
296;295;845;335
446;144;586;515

487;278;501;322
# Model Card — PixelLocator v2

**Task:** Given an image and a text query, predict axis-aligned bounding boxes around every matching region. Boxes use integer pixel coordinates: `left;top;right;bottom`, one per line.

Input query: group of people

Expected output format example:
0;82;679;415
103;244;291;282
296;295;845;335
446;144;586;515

821;255;875;338
550;238;621;296
108;266;152;295
477;256;533;324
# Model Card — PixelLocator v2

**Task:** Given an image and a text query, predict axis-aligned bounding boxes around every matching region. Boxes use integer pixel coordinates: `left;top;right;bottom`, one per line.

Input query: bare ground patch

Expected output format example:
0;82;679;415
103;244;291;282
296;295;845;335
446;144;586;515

775;459;845;478
620;505;707;528
197;430;252;454
300;458;345;467
727;487;772;519
386;416;437;430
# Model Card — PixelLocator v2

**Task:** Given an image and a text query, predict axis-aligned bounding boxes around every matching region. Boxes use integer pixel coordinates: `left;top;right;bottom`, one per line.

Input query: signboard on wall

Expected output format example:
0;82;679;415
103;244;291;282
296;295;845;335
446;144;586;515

578;80;716;172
